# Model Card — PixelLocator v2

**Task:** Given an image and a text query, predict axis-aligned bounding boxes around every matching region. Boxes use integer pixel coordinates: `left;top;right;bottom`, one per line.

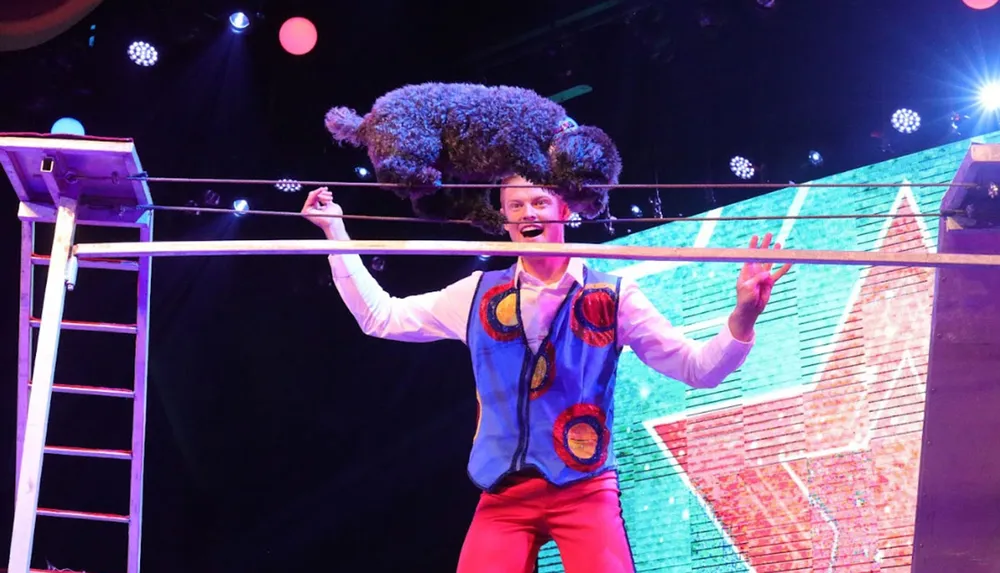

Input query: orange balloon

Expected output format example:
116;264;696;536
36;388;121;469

279;17;317;56
963;0;998;9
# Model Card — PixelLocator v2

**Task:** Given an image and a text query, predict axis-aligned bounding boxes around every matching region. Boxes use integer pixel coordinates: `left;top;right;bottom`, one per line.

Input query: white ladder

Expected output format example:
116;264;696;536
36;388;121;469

3;137;154;573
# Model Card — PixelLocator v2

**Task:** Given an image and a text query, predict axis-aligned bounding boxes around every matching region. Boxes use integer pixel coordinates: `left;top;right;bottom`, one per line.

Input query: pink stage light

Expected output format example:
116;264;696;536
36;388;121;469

279;17;318;56
963;0;998;10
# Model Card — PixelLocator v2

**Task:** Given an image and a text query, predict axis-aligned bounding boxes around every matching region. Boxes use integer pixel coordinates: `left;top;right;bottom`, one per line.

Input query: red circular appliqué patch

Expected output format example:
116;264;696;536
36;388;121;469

529;341;556;400
478;281;520;342
570;284;617;347
552;403;610;472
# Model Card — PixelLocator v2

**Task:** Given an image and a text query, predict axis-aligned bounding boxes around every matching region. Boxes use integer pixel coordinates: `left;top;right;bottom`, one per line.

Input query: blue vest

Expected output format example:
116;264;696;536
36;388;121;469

466;264;622;491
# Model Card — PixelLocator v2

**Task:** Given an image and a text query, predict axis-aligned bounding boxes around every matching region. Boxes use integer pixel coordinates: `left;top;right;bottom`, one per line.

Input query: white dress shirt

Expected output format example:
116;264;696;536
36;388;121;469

328;254;754;389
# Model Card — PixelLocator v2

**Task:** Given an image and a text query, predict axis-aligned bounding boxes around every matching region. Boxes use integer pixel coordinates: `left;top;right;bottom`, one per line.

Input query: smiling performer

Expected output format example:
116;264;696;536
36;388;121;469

301;175;791;572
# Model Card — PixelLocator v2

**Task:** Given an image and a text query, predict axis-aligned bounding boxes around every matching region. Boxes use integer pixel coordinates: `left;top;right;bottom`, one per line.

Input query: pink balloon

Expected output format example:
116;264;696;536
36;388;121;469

279;17;317;56
963;0;998;9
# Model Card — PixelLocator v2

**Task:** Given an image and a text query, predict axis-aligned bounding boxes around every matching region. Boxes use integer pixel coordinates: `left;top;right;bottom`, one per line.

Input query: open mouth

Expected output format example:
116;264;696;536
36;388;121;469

520;226;544;238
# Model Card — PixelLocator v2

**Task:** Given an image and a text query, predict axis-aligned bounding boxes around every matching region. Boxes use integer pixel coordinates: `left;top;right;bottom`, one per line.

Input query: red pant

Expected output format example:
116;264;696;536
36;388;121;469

456;470;635;573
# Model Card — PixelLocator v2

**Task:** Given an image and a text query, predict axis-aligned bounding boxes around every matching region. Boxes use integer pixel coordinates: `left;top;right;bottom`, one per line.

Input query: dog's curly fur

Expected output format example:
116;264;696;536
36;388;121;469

325;82;622;234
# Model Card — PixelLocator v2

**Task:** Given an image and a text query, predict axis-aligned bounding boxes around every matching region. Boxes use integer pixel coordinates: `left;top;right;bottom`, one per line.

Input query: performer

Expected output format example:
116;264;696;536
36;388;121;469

301;177;790;573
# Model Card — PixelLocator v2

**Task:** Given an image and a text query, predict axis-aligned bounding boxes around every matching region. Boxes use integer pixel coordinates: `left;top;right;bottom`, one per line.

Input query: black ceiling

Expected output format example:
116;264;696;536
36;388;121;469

3;0;997;229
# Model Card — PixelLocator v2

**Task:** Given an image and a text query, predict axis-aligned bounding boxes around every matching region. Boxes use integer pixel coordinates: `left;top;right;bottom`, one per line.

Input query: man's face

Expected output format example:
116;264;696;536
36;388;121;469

500;176;571;244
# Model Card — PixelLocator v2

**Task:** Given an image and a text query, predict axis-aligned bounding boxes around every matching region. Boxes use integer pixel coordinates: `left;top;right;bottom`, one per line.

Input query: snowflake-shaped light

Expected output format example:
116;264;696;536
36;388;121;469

127;41;158;67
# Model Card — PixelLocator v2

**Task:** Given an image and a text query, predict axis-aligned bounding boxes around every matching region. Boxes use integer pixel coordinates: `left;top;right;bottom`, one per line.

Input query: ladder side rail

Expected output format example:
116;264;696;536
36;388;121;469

128;223;152;573
8;195;79;573
16;220;35;489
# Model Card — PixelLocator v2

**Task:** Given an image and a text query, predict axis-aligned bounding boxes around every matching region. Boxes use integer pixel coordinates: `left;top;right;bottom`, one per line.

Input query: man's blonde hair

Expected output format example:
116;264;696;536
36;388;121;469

499;175;562;207
499;174;524;196
498;175;521;209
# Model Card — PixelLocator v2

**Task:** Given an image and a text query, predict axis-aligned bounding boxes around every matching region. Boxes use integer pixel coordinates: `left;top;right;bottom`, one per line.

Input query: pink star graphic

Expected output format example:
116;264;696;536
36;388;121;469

650;188;931;571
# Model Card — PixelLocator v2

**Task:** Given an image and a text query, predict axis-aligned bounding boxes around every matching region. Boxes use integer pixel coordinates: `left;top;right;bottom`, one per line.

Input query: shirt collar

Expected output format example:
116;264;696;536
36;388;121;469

514;257;585;287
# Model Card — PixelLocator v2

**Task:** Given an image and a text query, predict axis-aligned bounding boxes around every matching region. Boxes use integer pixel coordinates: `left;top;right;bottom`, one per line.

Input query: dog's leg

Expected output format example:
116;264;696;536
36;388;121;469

506;132;551;185
374;156;443;205
373;130;445;203
370;127;443;185
375;155;442;189
512;150;550;187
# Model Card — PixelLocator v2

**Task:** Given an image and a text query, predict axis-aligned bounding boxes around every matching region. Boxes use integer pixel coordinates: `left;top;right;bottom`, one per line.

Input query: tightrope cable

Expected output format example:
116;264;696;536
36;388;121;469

118;174;974;190
138;204;960;225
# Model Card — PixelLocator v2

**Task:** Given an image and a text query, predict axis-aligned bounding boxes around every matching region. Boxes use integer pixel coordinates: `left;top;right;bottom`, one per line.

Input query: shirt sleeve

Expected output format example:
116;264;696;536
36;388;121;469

328;254;479;344
616;277;754;389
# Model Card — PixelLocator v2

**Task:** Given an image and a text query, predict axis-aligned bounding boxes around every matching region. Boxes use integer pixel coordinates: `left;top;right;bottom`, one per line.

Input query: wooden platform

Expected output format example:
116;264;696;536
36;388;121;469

0;133;152;227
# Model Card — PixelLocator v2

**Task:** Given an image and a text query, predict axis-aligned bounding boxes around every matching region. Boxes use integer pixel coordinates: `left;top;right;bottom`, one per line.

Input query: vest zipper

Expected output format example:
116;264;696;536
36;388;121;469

510;351;531;472
507;273;583;474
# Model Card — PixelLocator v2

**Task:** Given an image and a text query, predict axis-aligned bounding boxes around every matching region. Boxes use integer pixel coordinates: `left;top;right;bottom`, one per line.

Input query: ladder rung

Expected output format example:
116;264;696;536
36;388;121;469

40;382;135;399
31;253;140;271
37;507;129;524
30;317;137;334
45;445;132;460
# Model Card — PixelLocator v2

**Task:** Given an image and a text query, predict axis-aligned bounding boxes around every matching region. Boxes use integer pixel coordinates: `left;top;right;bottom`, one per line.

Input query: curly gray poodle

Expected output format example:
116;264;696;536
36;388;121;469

325;82;622;234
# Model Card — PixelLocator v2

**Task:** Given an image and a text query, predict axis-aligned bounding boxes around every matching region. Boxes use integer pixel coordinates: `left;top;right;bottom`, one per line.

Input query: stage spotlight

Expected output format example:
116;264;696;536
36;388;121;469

354;166;371;179
51;117;85;136
233;199;249;215
891;108;920;134
127;41;157;66
567;212;582;228
275;178;301;192
979;82;1000;112
808;150;823;166
629;204;643;217
229;12;250;32
729;156;755;180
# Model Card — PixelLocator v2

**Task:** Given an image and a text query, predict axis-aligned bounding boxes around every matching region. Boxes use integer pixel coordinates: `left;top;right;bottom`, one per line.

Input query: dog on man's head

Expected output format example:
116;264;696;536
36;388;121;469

324;82;622;234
